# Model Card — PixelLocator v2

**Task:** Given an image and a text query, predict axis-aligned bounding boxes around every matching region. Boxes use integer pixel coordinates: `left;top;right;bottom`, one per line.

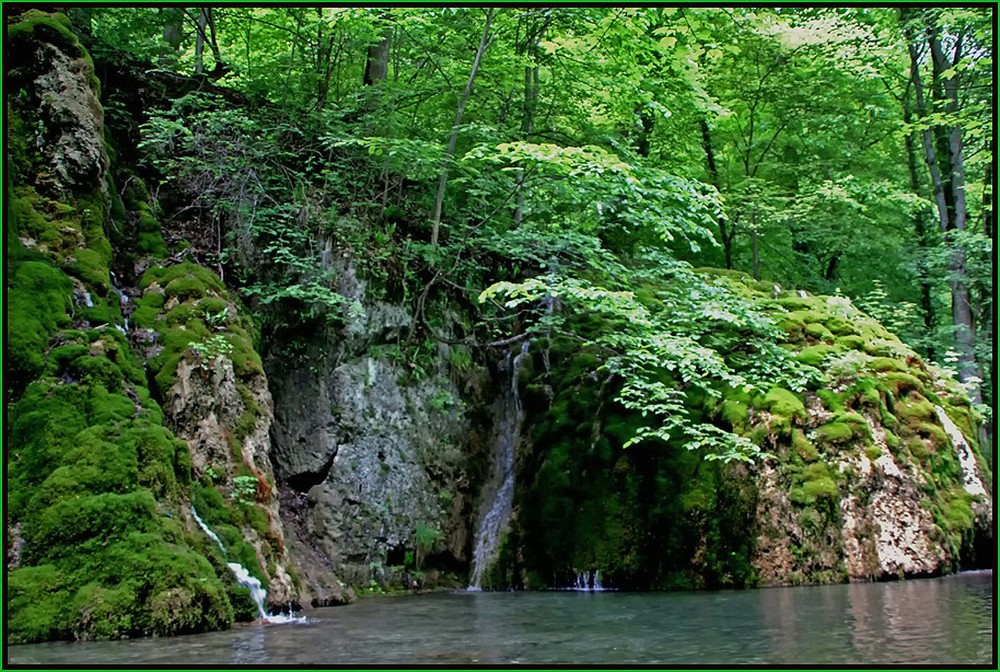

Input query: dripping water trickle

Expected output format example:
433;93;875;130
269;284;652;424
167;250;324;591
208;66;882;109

109;271;130;333
468;339;530;590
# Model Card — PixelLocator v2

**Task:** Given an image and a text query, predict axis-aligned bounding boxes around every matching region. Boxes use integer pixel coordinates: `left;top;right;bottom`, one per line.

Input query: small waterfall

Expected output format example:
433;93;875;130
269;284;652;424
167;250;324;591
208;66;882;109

568;569;605;592
191;506;306;624
192;507;227;553
109;272;130;333
468;340;530;590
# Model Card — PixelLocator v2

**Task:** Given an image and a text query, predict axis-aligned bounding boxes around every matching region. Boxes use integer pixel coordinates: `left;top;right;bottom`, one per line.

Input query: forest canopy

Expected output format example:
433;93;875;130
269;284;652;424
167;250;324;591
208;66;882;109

67;5;993;440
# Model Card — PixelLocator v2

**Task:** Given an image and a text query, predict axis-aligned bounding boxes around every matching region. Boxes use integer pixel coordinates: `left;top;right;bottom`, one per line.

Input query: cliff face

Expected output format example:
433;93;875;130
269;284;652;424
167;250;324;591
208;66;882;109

266;261;489;602
4;11;993;645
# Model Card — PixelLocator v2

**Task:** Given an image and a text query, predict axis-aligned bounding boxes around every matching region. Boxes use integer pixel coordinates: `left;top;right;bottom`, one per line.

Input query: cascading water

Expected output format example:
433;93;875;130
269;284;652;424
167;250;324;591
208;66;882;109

570;569;605;592
191;506;306;624
468;340;531;590
109;271;130;334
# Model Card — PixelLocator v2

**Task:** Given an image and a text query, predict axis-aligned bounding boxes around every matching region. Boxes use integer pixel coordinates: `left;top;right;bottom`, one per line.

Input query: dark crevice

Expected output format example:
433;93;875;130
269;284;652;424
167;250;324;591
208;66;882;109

283;449;337;493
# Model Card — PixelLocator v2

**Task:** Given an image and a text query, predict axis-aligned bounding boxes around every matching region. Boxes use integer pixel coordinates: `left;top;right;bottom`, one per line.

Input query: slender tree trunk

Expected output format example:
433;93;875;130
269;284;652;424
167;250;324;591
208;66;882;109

205;8;228;77
902;93;937;361
751;209;760;280
903;9;982;405
699;118;734;269
194;8;208;75
430;9;494;249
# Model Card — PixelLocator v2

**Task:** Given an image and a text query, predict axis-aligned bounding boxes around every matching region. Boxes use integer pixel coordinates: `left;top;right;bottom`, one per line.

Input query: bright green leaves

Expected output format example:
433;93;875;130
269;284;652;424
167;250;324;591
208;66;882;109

479;266;808;463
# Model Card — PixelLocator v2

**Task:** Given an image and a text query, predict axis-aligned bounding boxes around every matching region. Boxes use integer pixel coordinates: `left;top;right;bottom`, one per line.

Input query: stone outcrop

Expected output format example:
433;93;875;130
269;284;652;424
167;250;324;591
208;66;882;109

267;261;484;601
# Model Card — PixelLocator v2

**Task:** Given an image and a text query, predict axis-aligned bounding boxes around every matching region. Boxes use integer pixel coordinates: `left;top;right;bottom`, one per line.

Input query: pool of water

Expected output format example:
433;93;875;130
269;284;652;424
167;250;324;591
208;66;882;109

7;571;994;665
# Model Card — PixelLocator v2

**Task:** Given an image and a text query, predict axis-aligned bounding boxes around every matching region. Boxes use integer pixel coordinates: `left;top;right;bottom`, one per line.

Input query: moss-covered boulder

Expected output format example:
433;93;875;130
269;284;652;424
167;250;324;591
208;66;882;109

497;270;991;591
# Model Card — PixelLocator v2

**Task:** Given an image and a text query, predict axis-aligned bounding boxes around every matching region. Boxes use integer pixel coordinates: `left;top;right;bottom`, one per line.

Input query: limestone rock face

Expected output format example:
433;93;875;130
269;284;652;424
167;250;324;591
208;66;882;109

268;260;481;601
270;351;475;598
7;12;108;195
746;295;993;585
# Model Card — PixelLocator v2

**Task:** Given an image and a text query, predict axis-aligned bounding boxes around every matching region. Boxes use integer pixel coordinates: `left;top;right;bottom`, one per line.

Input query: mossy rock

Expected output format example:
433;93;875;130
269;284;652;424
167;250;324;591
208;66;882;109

869;357;906;373
804;322;834;342
7;11;83;60
896;395;936;423
141;263;224;294
816;389;845;413
789;462;839;505
792;428;819;462
719;399;749;432
6;564;72;643
760;387;806;420
813;420;864;445
795;344;838;367
6;260;73;384
835;334;866;351
879;372;924;396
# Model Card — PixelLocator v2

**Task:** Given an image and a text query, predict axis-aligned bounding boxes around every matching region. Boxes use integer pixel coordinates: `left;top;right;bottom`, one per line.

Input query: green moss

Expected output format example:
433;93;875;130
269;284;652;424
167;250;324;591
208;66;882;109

165;275;209;301
880;372;924;396
816;389;845;413
7;11;85;61
795;344;838;367
65;248;110;291
142;263;224;293
23;491;157;565
790;462;839;505
896;395;935;423
883;428;900;449
761;387;806;419
6;564;72;643
6;260;73;383
792;428;819;462
907;436;932;464
824;316;858;337
865;445;883;461
814;421;858;444
916;421;949;448
719;400;749;432
869;357;906;373
835;335;866;350
804;322;834;341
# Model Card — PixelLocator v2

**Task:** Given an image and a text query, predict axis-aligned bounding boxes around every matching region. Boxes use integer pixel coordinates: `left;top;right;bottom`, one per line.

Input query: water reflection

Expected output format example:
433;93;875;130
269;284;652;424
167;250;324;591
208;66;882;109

7;573;992;666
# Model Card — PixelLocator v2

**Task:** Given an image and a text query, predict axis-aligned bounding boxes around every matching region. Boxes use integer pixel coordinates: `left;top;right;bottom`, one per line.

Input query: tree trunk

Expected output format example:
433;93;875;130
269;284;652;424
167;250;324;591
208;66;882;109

699;118;734;269
430;9;494;250
903;8;982;405
751;209;760;280
194;8;208;75
902;92;937;361
363;23;392;86
162;9;183;52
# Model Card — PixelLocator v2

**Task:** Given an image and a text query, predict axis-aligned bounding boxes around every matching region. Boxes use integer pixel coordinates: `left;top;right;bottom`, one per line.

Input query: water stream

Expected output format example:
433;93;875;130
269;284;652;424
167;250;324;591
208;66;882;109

109;271;130;333
468;340;531;589
191;507;304;624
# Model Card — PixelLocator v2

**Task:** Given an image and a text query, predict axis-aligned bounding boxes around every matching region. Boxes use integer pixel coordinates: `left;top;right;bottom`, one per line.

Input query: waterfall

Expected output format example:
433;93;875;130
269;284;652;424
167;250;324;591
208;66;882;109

468;340;530;590
191;506;306;624
568;569;606;592
109;272;130;333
